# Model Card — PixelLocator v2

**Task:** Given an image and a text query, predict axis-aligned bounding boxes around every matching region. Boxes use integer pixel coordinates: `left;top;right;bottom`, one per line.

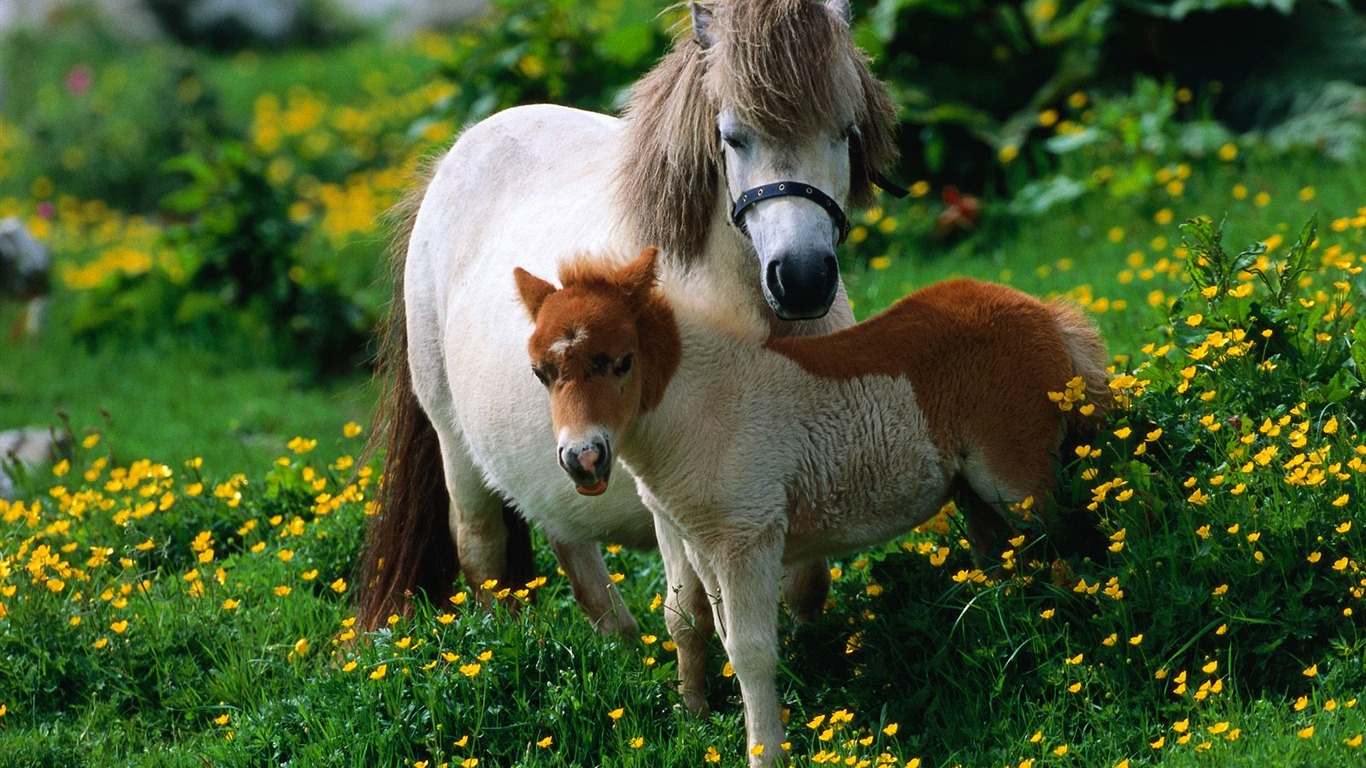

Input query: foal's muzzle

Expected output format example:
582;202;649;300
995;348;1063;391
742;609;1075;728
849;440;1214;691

559;438;612;496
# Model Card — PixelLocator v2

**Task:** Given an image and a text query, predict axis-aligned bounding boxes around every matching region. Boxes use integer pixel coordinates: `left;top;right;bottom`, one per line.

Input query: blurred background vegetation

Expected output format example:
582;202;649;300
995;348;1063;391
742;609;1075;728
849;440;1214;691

0;0;1364;454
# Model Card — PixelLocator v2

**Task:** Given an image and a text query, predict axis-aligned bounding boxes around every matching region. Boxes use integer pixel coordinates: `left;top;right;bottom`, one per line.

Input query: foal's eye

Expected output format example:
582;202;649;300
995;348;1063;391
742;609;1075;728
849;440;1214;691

721;133;746;150
532;364;554;386
614;353;634;376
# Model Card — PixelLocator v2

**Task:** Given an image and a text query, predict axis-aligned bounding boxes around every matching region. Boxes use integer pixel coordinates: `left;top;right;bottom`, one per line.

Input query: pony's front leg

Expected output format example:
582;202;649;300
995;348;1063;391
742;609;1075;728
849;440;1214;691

706;529;787;767
549;538;640;636
655;517;714;716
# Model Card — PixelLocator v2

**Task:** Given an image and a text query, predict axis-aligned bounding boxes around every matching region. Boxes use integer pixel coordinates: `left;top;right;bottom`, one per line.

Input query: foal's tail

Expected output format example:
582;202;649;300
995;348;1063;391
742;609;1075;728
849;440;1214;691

354;169;533;629
1048;299;1113;437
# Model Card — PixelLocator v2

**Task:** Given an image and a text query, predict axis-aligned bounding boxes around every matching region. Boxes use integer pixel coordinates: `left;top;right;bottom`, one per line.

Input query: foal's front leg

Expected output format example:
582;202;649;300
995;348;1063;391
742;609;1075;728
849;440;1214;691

702;527;788;767
654;517;714;715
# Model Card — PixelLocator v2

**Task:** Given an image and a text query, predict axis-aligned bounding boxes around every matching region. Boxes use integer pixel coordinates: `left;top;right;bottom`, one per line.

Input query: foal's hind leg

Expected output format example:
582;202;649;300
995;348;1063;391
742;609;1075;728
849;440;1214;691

782;558;830;623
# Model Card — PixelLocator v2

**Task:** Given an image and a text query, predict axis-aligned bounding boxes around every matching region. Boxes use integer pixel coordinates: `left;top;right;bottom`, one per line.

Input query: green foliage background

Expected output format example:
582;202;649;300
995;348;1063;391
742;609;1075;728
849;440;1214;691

1;1;1366;766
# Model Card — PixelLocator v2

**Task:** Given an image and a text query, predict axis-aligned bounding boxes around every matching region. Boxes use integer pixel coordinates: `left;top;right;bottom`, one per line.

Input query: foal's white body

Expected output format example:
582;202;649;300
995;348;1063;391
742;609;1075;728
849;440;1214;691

405;105;851;631
617;288;955;761
512;265;1102;766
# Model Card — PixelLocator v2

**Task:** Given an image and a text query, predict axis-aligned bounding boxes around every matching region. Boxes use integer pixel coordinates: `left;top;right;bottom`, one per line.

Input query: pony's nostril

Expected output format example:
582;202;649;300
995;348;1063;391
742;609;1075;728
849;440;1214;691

765;259;784;299
822;255;838;293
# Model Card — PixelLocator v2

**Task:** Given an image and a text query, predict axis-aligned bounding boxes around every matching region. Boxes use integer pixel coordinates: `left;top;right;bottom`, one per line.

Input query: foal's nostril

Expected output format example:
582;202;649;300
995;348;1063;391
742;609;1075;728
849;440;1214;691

576;448;600;473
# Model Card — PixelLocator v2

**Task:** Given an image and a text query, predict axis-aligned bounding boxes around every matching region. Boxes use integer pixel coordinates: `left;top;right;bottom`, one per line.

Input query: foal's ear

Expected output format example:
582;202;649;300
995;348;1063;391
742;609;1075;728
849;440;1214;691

513;267;557;320
616;246;660;306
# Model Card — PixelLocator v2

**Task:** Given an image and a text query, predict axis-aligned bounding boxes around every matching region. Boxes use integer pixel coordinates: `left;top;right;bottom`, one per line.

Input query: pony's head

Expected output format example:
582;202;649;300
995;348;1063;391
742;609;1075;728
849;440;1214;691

618;0;897;321
515;247;680;497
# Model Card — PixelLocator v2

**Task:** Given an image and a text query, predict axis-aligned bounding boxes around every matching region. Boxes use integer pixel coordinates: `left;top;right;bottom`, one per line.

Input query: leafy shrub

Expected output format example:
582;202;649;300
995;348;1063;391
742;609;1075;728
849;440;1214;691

68;141;374;375
858;0;1366;193
431;0;671;124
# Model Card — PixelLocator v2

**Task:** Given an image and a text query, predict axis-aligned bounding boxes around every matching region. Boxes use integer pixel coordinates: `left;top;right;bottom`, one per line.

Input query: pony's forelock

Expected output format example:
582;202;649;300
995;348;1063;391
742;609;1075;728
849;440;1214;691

615;0;898;259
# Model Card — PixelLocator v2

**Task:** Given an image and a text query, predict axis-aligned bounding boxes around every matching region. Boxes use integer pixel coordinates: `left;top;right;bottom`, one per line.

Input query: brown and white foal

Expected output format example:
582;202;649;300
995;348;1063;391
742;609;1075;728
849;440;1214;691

515;247;1111;767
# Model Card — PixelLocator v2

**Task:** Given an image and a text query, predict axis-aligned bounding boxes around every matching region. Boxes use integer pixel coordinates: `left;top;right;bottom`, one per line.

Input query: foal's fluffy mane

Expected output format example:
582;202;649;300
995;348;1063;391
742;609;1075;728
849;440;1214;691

556;250;769;345
615;0;898;260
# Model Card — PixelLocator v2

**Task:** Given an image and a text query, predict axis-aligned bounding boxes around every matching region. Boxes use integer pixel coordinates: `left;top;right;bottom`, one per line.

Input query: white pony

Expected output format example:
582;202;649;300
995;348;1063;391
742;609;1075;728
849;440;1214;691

515;247;1112;766
356;0;901;632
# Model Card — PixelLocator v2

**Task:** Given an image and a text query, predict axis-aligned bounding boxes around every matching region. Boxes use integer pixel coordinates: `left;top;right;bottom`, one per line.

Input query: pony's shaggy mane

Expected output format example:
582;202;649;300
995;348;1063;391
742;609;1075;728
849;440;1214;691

615;0;898;260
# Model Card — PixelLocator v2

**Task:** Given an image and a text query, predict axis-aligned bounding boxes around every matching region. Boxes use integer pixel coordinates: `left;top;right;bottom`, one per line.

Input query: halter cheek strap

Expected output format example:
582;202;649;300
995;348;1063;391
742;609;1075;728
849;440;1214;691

730;181;851;245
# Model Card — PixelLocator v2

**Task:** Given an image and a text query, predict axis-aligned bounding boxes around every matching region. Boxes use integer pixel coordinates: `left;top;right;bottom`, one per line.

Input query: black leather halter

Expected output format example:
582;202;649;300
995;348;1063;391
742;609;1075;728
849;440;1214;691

730;181;851;245
729;173;908;246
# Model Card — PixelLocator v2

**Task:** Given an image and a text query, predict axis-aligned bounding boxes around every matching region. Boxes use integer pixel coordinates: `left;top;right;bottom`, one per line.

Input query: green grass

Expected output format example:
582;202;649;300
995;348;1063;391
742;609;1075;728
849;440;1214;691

0;302;376;471
4;154;1365;767
3;20;1366;768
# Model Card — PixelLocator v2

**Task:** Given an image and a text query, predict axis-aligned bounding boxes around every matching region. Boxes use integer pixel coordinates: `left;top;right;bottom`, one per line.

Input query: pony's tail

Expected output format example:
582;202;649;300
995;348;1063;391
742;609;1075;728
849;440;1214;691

355;282;462;629
1048;299;1113;438
355;164;535;629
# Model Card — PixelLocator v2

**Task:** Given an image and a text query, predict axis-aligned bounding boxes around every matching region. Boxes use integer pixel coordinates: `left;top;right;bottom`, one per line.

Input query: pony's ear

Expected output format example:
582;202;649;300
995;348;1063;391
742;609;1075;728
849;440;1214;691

690;2;715;48
514;267;557;320
825;0;852;25
616;246;661;306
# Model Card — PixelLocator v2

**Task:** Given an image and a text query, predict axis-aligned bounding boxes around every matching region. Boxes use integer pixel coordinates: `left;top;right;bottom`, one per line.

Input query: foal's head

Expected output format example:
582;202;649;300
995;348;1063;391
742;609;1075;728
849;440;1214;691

515;247;680;496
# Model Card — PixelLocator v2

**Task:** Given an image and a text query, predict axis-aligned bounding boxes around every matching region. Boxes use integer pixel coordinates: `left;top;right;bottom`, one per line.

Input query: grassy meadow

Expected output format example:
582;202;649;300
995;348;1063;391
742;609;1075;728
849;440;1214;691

3;13;1366;768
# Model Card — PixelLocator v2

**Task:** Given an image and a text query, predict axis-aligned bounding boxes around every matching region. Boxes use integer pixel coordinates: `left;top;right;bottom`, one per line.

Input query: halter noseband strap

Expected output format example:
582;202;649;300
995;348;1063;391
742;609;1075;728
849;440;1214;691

730;181;851;245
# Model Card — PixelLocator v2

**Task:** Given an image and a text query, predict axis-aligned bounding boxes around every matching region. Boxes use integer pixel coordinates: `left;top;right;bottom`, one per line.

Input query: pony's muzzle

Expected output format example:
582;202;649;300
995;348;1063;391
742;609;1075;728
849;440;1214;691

764;251;839;320
559;438;613;496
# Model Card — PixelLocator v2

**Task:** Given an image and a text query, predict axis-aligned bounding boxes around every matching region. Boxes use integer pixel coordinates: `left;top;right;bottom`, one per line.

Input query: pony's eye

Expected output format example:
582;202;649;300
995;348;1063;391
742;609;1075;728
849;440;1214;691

532;364;554;386
721;133;746;150
614;353;634;376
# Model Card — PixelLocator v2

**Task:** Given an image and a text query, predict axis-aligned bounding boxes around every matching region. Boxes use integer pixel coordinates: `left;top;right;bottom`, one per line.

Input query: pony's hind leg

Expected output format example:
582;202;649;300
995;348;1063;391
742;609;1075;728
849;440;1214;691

417;406;532;608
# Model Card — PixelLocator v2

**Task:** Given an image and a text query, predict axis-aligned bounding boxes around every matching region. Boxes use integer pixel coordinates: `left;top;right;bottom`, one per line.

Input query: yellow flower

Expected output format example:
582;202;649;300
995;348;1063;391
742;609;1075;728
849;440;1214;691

222;598;240;610
1303;664;1319;677
608;708;624;721
369;664;388;680
293;638;309;657
459;663;481;677
1298;726;1315;739
330;578;347;593
344;421;363;438
537;736;553;749
111;620;129;634
883;722;898;736
629;737;644;749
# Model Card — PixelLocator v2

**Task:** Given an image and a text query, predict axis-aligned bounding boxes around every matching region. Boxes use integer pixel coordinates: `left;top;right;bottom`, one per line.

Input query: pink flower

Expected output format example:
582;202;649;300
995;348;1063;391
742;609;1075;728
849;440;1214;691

65;65;93;96
36;201;54;219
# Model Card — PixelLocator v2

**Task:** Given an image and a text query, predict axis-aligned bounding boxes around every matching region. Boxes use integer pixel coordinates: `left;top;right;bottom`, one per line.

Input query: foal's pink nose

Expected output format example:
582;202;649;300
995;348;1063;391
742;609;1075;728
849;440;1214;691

577;448;600;472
